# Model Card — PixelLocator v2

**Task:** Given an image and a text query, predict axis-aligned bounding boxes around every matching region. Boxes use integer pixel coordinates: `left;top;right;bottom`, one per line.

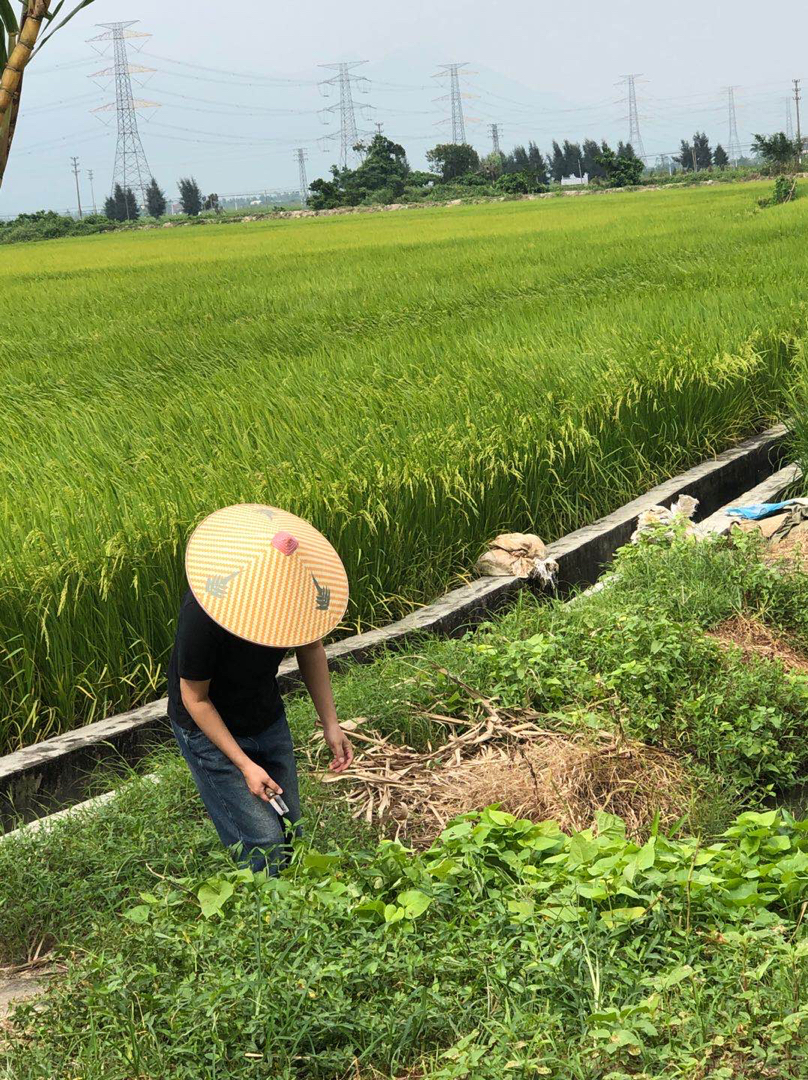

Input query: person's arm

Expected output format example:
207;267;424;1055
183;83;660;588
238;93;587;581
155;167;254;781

180;678;282;800
295;640;353;773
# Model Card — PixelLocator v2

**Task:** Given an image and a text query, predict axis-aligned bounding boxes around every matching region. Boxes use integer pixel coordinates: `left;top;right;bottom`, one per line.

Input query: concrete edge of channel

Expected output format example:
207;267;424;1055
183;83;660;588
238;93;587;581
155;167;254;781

0;423;790;831
5;457;801;844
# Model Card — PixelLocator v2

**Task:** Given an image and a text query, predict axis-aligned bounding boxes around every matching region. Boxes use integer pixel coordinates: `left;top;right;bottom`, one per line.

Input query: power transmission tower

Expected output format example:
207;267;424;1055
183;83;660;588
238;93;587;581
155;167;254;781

295;148;308;207
87;168;97;214
70;156;83;218
617;74;646;161
318;61;370;169
724;86;742;166
434;63;469;144
88;21;158;209
488;122;501;154
794;79;803;163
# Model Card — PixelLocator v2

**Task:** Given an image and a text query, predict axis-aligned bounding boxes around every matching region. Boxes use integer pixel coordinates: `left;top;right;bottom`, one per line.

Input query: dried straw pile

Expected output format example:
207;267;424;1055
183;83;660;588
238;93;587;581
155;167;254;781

309;697;690;847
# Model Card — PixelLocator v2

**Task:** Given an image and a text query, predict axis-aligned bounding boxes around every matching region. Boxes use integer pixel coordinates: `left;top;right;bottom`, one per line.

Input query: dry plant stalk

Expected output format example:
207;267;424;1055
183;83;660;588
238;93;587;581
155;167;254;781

708;614;808;676
307;699;690;848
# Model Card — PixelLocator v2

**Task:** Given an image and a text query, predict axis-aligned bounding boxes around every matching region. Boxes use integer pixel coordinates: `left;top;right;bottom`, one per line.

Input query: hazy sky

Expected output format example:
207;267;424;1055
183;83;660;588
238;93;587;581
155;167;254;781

2;0;806;215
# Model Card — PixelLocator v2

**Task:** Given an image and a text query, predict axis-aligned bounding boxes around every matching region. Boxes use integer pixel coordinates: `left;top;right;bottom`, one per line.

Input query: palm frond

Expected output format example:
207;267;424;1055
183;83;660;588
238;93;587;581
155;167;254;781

0;0;20;36
34;0;94;52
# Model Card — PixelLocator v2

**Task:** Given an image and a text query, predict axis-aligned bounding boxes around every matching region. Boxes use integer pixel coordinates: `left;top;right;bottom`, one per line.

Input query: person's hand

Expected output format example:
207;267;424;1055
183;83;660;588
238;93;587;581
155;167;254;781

241;760;283;801
322;721;354;773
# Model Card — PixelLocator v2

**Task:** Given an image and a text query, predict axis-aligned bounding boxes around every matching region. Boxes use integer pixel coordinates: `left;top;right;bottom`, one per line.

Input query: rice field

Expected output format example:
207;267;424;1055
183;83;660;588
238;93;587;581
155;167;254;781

0;180;805;752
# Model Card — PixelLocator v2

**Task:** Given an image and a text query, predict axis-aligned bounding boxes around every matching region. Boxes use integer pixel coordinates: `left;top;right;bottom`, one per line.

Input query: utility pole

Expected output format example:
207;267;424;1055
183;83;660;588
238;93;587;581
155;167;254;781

87;168;97;214
318;61;370;169
618;73;646;162
724;86;742;166
295;147;308;207
794;79;802;165
88;21;159;211
70;156;83;217
488;122;501;154
434;63;469;144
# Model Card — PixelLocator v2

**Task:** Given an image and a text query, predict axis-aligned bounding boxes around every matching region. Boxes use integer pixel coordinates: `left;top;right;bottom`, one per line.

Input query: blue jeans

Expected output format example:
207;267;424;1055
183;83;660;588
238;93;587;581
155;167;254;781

171;714;302;874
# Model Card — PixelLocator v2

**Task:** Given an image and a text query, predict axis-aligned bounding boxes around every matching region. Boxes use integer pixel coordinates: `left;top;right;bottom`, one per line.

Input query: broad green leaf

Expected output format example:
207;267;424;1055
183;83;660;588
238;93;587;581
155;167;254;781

635;836;656;870
595;811;626;838
197;878;234;919
383;903;405;924
601;905;647;928
655;964;694;989
397;889;432;919
507;898;535;922
123;904;151;924
303;852;340;873
568;832;598;867
355;899;385;921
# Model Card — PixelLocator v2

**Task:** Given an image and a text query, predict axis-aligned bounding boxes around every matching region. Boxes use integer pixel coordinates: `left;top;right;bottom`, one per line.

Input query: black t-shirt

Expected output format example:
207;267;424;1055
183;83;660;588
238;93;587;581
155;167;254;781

167;590;287;736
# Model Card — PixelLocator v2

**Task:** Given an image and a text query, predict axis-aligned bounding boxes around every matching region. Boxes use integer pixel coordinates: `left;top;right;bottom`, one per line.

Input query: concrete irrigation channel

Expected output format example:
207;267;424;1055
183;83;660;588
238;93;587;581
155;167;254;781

0;423;798;834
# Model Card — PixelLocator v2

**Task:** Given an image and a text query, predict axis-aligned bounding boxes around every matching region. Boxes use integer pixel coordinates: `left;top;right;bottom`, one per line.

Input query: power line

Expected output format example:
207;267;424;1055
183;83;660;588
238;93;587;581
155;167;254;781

87;21;158;208
318;61;370;168
617;73;646;161
724;86;742;165
295;148;308;206
70;155;83;217
433;63;469;144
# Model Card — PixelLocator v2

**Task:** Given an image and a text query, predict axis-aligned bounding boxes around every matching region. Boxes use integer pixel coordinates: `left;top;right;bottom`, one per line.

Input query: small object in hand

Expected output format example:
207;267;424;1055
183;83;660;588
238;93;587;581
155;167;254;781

269;794;289;816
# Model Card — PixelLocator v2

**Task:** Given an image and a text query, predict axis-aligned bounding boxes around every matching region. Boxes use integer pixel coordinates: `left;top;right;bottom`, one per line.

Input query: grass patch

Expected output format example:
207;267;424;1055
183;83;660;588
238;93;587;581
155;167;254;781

0;181;805;751
2;533;808;1077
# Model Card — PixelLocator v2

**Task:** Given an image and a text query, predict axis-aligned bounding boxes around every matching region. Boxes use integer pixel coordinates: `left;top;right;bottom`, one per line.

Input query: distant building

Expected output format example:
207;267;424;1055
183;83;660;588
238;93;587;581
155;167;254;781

561;173;589;186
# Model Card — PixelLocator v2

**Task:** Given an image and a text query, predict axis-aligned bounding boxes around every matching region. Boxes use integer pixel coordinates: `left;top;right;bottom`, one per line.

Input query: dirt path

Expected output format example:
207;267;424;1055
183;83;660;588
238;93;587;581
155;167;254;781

0;964;53;1022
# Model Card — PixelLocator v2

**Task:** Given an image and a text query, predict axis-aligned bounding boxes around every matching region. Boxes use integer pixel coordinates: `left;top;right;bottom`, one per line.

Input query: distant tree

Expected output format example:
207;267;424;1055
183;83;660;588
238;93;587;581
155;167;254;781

425;142;479;182
527;141;548;184
582;138;606;179
617;141;636;160
510;144;529;171
351;134;410;194
693;132;712;170
752;132;800;171
549;141;565;182
495;170;548;195
145;177;166;218
479;151;504;180
676;139;695;171
203;192;221;213
561;140;582;177
597;144;644;187
103;183;139;222
713;144;729;169
309;135;414;209
308;172;345;210
178;176;203;216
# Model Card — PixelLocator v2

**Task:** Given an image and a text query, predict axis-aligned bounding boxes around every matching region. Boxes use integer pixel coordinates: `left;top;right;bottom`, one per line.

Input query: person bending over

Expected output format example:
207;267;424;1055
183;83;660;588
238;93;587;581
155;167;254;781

167;503;354;873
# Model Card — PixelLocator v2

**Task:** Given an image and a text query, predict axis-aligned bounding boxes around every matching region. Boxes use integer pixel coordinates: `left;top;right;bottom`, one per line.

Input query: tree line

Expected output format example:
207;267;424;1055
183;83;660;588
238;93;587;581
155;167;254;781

103;177;220;221
308;134;647;210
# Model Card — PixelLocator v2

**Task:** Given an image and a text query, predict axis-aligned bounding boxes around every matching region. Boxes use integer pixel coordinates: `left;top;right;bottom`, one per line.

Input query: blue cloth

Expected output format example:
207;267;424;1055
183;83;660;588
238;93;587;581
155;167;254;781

725;501;796;521
172;714;301;874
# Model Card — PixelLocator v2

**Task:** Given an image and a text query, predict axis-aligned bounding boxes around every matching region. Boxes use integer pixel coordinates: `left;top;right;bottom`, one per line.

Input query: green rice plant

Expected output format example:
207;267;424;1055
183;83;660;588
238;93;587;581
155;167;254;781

0;180;804;751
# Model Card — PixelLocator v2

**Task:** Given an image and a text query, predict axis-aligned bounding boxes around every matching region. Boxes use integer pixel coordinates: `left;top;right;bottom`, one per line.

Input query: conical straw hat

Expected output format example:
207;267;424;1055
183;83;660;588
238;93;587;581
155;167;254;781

185;504;349;648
